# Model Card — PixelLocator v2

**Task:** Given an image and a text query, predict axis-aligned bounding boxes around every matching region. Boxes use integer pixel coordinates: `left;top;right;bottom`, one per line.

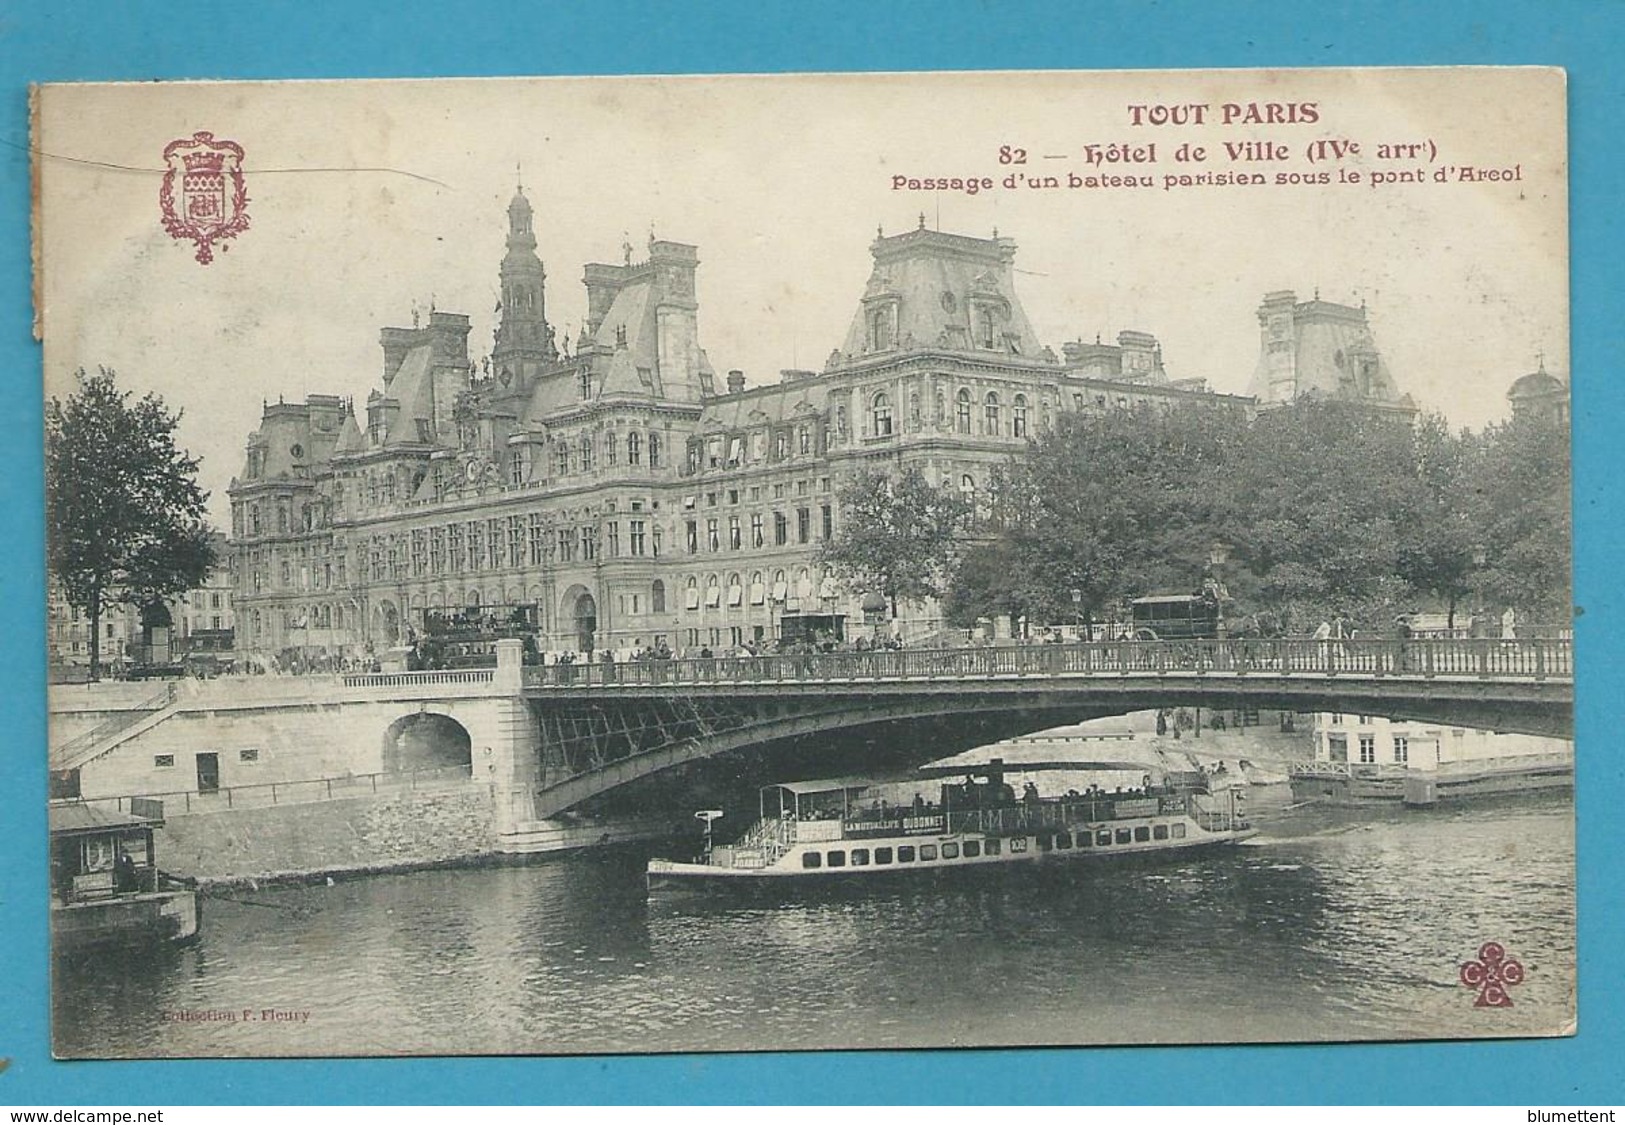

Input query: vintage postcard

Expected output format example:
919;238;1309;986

36;67;1572;1057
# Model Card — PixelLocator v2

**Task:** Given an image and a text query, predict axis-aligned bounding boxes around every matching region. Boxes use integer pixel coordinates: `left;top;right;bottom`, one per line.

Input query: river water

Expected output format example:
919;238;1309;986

53;789;1574;1057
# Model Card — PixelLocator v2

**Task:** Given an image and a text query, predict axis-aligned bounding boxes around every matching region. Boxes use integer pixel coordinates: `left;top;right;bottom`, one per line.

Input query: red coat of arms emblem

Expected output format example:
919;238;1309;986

159;131;250;264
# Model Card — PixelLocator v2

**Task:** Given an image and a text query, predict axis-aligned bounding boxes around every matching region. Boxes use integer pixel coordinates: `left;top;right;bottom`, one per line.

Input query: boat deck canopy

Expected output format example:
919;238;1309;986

48;801;161;837
917;759;1166;778
763;776;881;796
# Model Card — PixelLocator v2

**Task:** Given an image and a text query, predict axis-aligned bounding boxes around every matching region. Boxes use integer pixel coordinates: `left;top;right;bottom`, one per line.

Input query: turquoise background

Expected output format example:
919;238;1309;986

1;0;1617;1105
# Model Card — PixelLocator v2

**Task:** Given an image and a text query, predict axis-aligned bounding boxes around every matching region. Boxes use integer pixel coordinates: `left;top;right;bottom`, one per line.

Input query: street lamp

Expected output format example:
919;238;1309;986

1071;588;1083;640
1470;544;1488;637
1207;542;1231;638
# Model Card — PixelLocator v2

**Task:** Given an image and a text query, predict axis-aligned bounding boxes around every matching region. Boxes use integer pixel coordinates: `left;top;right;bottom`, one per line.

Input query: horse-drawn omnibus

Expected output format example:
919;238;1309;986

1129;592;1221;641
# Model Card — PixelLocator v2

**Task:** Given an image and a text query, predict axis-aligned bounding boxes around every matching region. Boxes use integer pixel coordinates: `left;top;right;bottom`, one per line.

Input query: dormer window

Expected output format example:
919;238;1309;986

868;306;892;351
578;369;593;400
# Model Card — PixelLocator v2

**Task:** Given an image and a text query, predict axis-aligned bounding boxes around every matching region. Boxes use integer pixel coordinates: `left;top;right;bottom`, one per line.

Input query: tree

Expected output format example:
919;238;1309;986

47;367;216;677
949;403;1246;634
1222;400;1423;633
1393;413;1479;629
818;465;971;621
1470;411;1571;624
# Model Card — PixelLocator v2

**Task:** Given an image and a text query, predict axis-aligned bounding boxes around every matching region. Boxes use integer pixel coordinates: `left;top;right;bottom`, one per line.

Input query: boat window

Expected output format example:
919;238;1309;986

874;847;893;864
1153;824;1169;840
1037;834;1054;852
1134;826;1151;842
941;842;960;859
897;846;916;862
984;838;1001;856
1115;828;1132;845
1171;823;1187;839
802;851;822;869
1077;830;1091;847
851;848;870;866
1055;832;1072;849
826;850;846;867
154;755;175;768
1096;830;1111;846
963;840;982;858
919;845;938;861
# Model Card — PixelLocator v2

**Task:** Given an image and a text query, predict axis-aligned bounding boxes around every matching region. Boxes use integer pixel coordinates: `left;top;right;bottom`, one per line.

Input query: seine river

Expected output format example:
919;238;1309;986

54;789;1574;1057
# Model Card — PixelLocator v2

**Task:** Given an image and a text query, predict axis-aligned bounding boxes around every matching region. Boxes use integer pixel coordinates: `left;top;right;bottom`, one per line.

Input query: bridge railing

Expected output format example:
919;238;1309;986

341;669;496;689
520;637;1571;690
77;763;477;816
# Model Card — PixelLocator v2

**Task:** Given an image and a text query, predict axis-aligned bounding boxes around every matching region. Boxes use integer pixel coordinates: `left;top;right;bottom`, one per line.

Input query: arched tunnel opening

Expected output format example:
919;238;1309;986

383;712;473;774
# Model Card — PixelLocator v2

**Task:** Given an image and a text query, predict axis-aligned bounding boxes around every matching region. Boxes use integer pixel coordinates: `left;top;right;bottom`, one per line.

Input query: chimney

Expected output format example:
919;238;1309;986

380;327;417;387
726;370;746;394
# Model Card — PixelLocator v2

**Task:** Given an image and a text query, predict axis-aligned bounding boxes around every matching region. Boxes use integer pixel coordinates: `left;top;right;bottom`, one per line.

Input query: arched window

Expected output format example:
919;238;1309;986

605;432;618;466
984;392;1001;435
651;579;666;614
627;431;642;465
579;433;594;472
648;433;661;469
909;392;921;429
955;389;972;434
1013;393;1028;438
872;391;893;437
961;474;982;526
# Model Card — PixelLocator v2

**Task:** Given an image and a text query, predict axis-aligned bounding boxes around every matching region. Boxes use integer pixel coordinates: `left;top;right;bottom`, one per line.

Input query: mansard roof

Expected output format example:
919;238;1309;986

834;226;1050;366
331;407;365;455
383;345;438;447
697;381;825;432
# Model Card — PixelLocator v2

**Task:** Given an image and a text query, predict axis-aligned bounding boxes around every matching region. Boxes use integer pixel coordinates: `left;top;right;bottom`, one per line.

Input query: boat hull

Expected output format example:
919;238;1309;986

648;825;1254;890
1289;763;1573;806
51;890;201;954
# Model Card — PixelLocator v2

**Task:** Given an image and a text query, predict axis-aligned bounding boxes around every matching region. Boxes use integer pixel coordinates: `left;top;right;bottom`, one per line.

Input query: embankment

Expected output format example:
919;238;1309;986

155;782;500;885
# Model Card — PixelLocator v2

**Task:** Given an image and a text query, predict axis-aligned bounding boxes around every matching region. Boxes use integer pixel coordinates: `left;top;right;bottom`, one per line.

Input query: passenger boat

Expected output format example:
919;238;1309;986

647;757;1254;888
50;799;200;952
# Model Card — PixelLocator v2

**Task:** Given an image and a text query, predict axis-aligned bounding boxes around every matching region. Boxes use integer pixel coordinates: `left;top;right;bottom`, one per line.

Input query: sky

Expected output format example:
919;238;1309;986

36;68;1567;527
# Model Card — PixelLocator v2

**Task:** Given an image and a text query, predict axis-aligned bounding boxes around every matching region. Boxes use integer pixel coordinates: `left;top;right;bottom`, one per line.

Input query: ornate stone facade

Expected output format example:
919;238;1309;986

228;194;1257;660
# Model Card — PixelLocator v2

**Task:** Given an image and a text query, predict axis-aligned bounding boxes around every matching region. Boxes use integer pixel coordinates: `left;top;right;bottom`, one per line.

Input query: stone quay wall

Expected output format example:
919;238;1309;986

155;781;501;885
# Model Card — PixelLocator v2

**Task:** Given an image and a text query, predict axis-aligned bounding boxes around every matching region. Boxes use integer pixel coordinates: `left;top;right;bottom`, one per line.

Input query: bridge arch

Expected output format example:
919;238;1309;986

382;710;473;774
530;695;1087;818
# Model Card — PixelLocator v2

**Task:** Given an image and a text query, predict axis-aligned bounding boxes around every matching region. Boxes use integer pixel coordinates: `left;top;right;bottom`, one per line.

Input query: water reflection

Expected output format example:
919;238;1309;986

54;791;1574;1056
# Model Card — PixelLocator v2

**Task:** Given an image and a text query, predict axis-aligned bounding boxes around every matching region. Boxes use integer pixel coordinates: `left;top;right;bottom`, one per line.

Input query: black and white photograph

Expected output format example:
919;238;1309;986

37;67;1573;1057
